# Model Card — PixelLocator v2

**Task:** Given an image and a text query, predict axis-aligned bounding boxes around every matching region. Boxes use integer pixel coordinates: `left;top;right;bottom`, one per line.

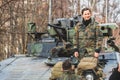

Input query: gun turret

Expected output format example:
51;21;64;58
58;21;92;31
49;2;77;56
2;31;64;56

99;23;118;37
99;23;119;52
48;24;67;42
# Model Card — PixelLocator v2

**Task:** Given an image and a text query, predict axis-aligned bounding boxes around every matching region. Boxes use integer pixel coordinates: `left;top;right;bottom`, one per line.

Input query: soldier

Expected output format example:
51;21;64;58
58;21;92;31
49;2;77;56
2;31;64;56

109;53;120;80
73;7;103;59
73;7;104;79
58;59;81;80
109;66;120;80
50;42;73;57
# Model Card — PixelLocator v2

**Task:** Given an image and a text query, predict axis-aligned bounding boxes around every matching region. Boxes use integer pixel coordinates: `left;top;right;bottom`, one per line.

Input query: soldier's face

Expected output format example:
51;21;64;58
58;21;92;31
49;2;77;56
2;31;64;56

82;10;91;21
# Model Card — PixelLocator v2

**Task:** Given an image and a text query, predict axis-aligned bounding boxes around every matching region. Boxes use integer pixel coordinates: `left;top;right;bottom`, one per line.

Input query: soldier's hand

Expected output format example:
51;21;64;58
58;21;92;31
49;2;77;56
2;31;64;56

118;63;120;72
74;51;79;58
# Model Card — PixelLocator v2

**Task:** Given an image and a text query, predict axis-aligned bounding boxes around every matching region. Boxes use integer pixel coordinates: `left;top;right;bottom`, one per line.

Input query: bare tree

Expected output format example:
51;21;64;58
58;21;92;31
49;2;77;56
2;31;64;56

0;0;120;60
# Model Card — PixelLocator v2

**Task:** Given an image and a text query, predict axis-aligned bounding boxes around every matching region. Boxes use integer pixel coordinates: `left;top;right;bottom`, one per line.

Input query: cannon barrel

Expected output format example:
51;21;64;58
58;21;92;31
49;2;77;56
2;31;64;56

48;24;66;30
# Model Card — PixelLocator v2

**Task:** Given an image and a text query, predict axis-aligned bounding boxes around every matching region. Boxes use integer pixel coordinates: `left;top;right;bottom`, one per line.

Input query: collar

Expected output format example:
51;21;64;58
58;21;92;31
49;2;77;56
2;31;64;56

81;17;95;25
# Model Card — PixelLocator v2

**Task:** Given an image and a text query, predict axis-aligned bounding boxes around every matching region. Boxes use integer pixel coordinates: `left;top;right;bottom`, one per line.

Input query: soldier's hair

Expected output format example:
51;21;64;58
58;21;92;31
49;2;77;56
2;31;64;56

62;59;72;70
81;7;91;15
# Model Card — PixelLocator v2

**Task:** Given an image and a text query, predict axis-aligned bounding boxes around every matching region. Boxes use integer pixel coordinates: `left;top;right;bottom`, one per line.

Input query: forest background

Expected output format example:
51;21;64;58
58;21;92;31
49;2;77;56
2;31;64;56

0;0;120;60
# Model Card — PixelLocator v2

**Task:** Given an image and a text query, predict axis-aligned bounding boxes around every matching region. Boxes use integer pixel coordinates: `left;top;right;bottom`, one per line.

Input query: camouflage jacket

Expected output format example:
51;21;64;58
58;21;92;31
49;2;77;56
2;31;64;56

73;16;103;56
50;46;74;57
57;71;81;80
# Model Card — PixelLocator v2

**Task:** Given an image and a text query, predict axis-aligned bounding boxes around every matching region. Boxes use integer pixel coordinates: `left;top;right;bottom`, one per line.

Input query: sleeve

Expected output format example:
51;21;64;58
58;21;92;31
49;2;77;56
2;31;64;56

72;22;80;48
95;23;103;53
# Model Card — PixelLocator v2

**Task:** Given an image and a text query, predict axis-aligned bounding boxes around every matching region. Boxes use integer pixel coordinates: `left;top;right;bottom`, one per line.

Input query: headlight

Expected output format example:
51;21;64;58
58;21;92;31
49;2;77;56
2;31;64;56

85;74;94;80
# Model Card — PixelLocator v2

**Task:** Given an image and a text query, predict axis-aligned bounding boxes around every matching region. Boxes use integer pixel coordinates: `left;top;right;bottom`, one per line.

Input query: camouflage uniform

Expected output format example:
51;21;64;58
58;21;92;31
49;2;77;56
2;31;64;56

50;42;74;57
73;16;103;58
49;62;63;80
73;16;104;79
58;70;81;80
